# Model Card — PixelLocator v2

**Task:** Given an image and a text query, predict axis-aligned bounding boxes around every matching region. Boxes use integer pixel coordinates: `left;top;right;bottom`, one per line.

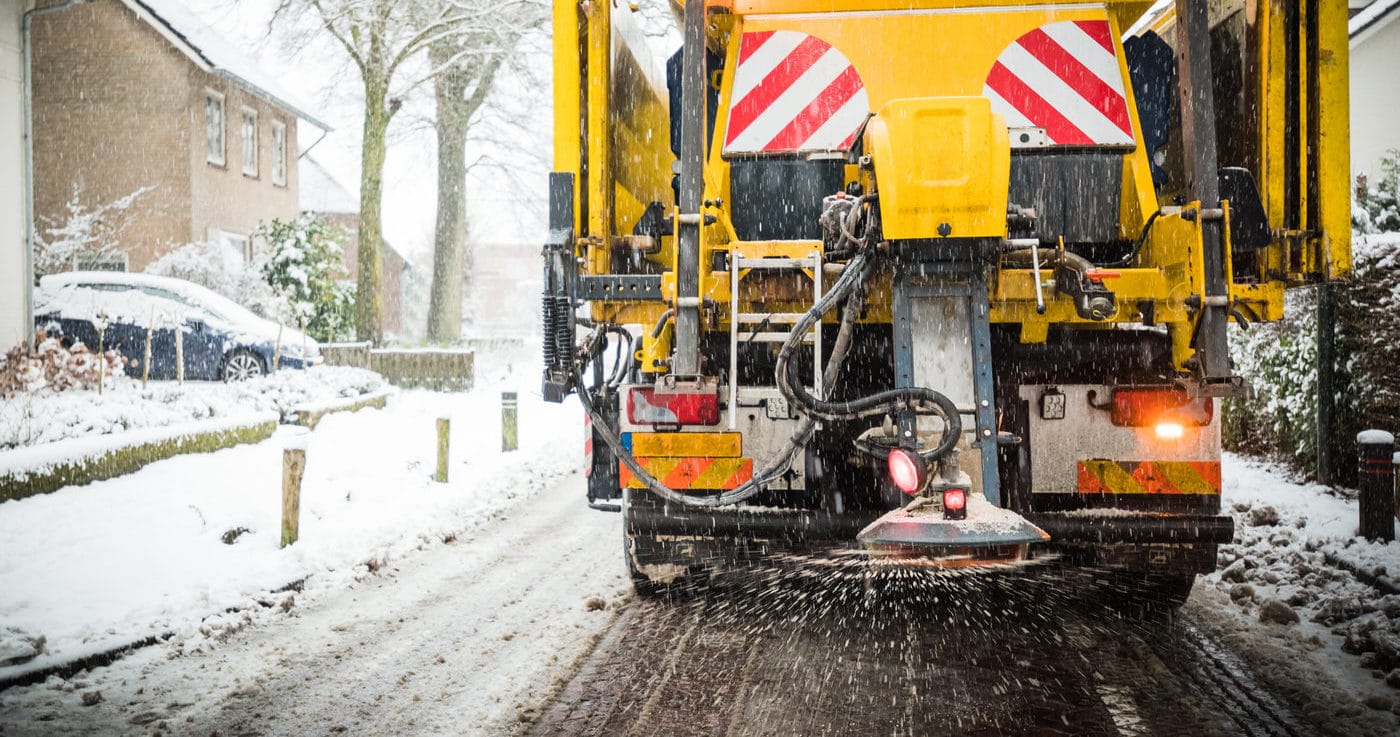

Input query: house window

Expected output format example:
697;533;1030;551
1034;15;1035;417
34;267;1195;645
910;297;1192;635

271;120;287;186
241;108;258;177
205;92;225;165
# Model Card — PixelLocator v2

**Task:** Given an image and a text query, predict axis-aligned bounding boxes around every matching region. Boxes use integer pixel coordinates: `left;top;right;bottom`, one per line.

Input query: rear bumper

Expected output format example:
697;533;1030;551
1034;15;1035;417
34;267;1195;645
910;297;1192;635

1026;512;1235;545
625;504;1234;546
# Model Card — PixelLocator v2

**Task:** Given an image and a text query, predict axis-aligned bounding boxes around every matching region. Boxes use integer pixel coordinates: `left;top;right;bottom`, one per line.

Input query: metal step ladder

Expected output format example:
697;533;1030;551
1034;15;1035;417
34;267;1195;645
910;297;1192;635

727;251;823;430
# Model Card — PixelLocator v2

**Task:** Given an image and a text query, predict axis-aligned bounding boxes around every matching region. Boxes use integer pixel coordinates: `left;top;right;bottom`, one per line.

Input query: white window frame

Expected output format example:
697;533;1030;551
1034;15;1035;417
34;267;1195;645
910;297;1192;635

270;120;287;186
205;90;226;166
240;106;259;177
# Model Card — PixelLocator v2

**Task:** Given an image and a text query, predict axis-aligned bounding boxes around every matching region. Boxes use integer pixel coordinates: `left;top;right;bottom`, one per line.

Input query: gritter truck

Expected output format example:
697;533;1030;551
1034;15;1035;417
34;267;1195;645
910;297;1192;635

540;0;1352;603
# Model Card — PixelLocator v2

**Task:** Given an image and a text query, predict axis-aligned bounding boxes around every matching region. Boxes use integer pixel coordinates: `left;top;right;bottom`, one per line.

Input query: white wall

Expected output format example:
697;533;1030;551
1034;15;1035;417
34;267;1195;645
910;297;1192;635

0;0;25;349
1351;16;1400;183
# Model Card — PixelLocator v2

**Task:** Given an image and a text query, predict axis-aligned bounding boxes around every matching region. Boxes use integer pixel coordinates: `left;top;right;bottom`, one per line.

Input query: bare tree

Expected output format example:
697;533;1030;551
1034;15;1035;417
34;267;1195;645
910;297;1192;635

274;0;467;344
424;1;544;344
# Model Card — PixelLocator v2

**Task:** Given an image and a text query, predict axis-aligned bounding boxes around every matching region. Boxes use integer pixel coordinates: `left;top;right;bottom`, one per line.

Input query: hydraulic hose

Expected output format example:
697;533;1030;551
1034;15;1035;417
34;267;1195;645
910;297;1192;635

774;256;962;461
574;254;873;507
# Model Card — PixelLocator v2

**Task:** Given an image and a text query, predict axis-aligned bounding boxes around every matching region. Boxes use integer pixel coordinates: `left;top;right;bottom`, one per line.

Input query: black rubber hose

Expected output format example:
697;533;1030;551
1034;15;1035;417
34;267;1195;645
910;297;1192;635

1105;209;1162;268
773;254;963;460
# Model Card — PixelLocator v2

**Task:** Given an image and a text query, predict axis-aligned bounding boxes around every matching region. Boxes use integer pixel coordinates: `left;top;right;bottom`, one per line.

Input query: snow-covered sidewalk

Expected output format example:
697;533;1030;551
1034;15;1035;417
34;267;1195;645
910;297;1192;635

1202;453;1400;713
0;385;582;680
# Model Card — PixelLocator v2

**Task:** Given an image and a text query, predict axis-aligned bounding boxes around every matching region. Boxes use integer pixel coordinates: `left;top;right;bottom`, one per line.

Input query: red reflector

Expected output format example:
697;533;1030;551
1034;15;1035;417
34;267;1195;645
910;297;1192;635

1110;388;1213;427
627;387;720;426
942;486;967;520
888;449;926;495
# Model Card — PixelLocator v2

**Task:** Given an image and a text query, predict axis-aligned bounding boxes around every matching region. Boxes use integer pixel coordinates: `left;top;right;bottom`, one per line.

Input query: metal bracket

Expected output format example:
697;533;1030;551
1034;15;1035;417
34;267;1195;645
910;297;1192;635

577;275;664;302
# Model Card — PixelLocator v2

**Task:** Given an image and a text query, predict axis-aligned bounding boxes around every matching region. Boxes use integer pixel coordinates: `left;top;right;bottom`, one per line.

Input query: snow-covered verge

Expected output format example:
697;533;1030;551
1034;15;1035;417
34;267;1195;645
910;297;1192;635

0;386;582;682
0;365;385;451
1201;453;1400;715
0;413;277;503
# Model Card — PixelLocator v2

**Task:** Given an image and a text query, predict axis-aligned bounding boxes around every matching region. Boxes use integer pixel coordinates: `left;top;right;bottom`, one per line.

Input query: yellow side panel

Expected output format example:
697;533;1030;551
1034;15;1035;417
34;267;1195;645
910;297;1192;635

630;433;743;458
863;97;1010;240
553;0;581;235
1316;0;1351;279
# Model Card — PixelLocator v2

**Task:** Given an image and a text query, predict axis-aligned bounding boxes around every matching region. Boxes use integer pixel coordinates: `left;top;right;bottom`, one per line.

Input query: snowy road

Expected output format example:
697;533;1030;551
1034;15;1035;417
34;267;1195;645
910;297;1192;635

531;564;1398;737
0;471;628;736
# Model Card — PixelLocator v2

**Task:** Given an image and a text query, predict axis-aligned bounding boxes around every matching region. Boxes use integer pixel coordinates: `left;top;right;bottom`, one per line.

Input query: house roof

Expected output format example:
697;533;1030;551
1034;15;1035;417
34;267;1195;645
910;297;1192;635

1351;0;1400;39
299;156;358;215
123;0;332;131
298;156;413;269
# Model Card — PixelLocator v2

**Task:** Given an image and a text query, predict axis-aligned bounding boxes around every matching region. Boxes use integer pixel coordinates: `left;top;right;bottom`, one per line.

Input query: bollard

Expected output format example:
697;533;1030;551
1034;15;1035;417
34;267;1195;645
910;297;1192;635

502;392;518;452
1394;451;1400;525
1357;430;1396;542
435;417;450;483
281;441;307;548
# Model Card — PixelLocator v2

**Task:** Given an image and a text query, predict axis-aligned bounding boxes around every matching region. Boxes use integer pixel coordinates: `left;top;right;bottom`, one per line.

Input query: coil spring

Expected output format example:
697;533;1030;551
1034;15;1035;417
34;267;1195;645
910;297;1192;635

541;295;571;371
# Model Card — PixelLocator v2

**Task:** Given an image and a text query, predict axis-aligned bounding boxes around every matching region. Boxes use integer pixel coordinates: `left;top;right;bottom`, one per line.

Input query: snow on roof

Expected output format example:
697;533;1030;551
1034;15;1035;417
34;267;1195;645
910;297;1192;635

1350;0;1400;38
299;156;359;215
125;0;331;131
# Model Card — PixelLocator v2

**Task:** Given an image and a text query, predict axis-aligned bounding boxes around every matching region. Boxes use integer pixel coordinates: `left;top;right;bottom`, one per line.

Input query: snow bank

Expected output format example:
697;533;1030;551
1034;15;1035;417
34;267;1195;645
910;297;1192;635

0;413;277;484
1209;453;1400;694
0;386;582;679
0;365;386;452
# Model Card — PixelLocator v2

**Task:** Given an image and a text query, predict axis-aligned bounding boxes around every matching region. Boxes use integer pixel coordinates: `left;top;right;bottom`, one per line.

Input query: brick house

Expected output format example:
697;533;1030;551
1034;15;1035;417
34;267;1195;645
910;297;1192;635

28;0;329;272
300;155;410;337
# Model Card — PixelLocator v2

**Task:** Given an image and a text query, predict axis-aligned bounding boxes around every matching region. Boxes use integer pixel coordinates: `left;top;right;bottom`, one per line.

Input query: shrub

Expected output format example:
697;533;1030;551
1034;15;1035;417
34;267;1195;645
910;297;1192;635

0;331;126;398
255;216;356;342
33;183;153;279
146;240;291;323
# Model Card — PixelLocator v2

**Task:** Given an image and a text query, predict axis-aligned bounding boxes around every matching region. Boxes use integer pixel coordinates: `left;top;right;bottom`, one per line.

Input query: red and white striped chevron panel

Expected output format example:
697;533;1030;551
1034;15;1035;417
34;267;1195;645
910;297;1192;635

723;30;870;155
982;20;1135;146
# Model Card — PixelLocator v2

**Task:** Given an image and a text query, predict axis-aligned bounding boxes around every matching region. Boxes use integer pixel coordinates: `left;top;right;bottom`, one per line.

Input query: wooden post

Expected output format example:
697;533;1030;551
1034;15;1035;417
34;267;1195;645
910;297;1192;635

435;417;450;483
281;443;307;548
142;326;152;389
502;392;518;452
272;323;283;374
175;321;185;385
96;326;105;396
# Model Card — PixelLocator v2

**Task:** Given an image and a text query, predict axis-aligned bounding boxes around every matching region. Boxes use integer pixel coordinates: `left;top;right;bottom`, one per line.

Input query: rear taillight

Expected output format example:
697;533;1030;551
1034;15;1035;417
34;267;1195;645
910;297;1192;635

1110;387;1213;428
627;387;720;426
888;448;927;495
942;486;967;520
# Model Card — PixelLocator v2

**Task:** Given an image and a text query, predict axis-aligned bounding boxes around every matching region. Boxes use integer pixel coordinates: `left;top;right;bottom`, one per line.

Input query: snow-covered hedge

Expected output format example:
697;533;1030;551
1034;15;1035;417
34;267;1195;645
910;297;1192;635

0;414;278;503
1225;233;1400;481
1;366;387;452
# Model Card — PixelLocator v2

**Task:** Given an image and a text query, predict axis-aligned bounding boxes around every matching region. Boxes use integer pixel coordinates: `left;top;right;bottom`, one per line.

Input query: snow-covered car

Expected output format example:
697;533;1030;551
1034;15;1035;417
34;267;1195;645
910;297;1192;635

34;272;322;382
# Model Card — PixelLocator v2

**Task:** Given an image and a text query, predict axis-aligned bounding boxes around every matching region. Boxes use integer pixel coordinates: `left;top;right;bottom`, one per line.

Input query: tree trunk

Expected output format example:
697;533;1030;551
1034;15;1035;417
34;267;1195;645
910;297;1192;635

427;64;470;345
356;81;389;345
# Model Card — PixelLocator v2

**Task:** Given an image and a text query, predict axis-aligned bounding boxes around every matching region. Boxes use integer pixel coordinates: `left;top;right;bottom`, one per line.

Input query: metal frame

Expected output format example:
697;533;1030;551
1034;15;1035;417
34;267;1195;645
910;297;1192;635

891;254;1002;506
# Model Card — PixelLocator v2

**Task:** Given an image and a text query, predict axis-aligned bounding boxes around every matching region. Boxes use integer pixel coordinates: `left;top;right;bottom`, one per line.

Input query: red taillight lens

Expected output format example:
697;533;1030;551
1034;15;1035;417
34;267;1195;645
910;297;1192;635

942;486;967;520
1110;387;1213;427
626;387;720;426
888;449;926;495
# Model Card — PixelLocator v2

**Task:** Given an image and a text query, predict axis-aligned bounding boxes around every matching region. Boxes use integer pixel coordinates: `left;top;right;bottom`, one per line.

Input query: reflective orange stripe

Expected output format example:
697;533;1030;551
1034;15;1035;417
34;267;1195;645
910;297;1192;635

1078;461;1221;495
619;458;754;491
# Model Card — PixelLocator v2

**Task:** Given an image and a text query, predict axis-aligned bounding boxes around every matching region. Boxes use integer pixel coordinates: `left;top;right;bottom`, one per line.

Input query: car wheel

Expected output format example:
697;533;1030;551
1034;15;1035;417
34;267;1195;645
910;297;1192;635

222;349;266;382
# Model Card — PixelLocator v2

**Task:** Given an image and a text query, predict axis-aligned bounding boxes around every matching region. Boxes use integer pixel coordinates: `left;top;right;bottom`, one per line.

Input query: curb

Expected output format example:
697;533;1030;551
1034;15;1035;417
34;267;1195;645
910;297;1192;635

0;578;308;694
